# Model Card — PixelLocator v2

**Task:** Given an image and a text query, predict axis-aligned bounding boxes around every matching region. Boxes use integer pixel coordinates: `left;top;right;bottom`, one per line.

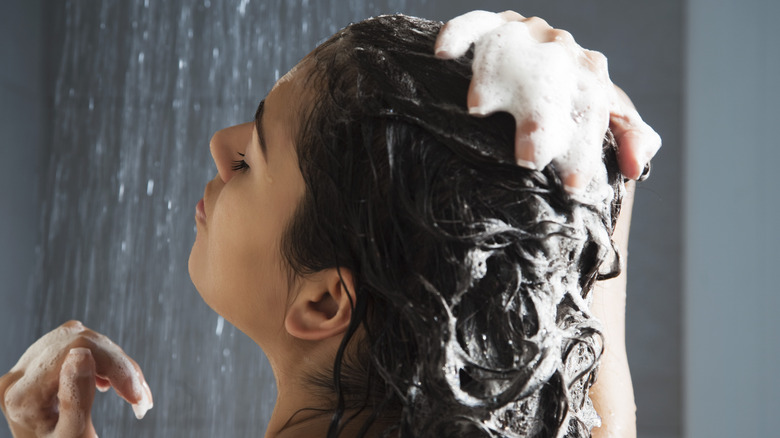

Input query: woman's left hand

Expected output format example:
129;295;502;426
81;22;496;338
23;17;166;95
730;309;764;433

435;10;661;191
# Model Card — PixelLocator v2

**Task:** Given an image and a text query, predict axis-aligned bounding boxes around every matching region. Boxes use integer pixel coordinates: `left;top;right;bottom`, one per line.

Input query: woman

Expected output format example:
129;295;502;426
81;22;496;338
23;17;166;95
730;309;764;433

1;12;658;438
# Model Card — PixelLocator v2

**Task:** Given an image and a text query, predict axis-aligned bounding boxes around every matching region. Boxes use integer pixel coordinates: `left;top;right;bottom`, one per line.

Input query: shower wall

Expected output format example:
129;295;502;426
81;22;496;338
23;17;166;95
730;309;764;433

1;1;682;437
0;0;45;395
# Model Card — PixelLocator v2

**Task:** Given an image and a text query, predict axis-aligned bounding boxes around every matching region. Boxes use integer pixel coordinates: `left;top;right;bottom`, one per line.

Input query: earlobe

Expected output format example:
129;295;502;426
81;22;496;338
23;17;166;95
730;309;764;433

284;268;355;341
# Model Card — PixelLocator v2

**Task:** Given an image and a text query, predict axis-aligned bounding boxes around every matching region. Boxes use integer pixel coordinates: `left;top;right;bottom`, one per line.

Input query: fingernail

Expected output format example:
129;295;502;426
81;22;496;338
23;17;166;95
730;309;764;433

65;348;93;377
636;161;651;181
630;155;647;180
564;183;586;195
434;46;452;58
515;134;538;170
132;397;152;420
131;381;153;420
468;105;490;116
515;159;537;170
69;347;90;356
563;173;586;195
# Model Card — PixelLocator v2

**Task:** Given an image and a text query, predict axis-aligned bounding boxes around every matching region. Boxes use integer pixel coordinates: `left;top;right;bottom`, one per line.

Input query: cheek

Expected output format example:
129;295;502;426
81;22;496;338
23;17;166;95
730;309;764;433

199;187;290;333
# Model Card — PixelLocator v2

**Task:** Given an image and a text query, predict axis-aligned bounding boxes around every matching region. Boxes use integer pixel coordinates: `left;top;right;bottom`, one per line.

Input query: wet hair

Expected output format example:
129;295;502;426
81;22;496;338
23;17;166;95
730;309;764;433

281;14;625;438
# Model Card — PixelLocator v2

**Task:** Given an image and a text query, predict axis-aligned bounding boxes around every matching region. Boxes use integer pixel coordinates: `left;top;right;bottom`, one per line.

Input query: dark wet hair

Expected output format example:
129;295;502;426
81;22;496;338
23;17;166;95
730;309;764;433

281;14;625;438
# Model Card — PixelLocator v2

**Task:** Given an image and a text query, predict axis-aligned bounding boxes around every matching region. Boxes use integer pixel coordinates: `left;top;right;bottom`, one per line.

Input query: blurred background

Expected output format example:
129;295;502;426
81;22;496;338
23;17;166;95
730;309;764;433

0;0;776;437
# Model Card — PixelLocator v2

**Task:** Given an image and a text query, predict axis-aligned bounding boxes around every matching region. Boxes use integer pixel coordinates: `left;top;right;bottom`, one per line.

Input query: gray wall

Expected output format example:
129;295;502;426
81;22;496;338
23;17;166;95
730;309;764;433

684;0;780;436
1;1;683;437
0;0;44;377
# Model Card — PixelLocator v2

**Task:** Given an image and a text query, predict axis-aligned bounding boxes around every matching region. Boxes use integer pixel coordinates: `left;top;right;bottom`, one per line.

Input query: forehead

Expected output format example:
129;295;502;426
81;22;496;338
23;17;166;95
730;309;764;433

264;59;317;145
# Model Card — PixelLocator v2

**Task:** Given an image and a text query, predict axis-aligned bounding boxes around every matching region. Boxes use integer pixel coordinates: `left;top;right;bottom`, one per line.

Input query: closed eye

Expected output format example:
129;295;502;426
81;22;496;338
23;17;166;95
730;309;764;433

231;152;249;172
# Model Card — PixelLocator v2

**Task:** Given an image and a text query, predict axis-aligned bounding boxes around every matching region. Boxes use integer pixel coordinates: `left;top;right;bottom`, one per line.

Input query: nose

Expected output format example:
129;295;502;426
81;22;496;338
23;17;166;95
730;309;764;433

209;122;255;183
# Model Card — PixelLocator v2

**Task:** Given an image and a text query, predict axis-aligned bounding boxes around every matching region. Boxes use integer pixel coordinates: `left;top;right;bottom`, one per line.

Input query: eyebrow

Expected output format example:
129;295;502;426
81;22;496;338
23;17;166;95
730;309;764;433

254;99;268;163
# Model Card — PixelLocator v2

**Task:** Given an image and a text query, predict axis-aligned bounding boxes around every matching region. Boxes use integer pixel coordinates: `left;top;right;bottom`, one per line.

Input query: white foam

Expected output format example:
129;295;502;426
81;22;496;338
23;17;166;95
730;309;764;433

436;11;652;194
468;248;492;282
131;379;153;419
6;321;153;422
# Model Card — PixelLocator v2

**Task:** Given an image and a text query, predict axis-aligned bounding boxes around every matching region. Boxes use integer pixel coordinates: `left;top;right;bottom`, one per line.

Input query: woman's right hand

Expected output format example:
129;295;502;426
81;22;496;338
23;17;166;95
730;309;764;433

0;321;153;438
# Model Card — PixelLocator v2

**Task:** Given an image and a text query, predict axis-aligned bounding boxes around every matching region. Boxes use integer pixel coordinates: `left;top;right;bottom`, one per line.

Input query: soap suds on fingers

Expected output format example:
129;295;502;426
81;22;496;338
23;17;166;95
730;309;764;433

6;321;153;424
435;10;660;194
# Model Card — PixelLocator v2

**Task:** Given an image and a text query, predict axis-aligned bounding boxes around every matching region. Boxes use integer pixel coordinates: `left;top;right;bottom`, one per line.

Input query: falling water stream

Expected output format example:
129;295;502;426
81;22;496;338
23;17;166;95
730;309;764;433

31;1;431;436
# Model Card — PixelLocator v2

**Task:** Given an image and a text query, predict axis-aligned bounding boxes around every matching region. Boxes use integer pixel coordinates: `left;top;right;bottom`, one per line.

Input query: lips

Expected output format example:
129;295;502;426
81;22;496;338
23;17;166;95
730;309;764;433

196;198;207;223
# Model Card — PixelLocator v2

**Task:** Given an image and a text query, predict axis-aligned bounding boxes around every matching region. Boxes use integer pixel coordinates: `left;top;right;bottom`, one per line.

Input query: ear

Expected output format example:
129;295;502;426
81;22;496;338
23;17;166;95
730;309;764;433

284;268;356;341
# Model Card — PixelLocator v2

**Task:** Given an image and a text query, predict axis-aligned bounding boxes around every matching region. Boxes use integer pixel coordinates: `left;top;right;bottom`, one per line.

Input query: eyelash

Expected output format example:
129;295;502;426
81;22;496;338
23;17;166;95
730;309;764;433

231;152;249;172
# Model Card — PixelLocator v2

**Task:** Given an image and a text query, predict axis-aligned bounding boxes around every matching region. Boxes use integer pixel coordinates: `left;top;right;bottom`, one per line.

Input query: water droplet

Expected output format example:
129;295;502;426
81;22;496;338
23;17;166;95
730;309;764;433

238;0;249;16
215;316;224;336
138;52;145;63
118;183;125;201
146;179;154;196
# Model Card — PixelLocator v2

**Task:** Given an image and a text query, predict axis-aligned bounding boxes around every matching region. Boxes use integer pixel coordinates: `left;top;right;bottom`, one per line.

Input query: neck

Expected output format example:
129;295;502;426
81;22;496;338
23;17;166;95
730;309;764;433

263;334;346;438
261;329;386;437
263;352;388;438
264;353;330;438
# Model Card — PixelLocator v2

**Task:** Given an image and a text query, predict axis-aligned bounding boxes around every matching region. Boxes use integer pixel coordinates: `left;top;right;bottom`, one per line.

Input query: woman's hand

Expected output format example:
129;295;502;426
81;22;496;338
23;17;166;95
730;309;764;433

0;321;153;438
435;10;661;191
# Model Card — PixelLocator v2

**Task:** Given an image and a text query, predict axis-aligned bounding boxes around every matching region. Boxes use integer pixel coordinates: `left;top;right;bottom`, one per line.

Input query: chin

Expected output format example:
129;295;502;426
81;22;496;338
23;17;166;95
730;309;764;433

188;241;205;295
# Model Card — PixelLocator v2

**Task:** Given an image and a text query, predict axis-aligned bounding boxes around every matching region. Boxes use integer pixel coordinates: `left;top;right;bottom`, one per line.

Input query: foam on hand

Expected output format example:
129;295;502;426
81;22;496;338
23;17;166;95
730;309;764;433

131;379;154;419
6;321;153;424
435;11;626;194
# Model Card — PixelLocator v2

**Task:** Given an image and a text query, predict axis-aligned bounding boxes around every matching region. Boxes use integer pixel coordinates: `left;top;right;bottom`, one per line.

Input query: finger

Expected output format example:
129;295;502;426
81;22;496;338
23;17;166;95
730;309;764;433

95;375;111;393
514;119;540;169
54;348;97;438
609;86;662;179
466;77;483;113
497;10;525;21
563;173;587;194
0;370;23;413
560;151;602;195
613;126;660;180
519;16;553;41
610;111;661;180
73;332;153;419
434;10;505;59
561;166;597;195
546;28;575;44
582;49;609;77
